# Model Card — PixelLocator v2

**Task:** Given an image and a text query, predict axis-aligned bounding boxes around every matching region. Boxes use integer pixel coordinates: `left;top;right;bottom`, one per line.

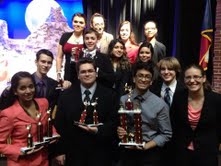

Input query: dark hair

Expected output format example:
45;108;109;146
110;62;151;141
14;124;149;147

76;58;97;74
71;12;86;24
133;61;155;79
83;28;99;38
108;39;131;70
36;49;54;61
184;64;212;91
0;71;34;110
136;41;154;63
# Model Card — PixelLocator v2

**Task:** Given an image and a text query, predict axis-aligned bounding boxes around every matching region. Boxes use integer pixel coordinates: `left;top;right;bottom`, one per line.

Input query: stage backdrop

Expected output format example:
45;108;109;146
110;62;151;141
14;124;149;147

0;0;83;94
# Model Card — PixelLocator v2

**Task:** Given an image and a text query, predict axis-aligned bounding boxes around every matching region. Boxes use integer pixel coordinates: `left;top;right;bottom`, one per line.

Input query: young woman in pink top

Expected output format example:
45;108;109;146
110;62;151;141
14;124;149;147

0;71;57;166
170;64;221;166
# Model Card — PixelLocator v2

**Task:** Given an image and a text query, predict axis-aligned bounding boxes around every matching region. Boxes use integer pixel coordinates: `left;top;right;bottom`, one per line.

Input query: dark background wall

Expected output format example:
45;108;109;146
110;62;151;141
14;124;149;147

83;0;217;82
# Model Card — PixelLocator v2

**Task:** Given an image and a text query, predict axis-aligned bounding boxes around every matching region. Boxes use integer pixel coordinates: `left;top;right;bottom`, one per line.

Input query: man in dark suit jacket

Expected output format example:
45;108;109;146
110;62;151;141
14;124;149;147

144;21;166;64
33;49;71;111
70;28;115;88
54;58;118;166
150;57;185;106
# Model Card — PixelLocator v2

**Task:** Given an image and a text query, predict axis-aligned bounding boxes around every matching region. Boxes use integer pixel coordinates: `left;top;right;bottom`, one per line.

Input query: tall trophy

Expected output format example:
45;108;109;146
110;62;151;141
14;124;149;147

56;71;64;90
118;84;144;147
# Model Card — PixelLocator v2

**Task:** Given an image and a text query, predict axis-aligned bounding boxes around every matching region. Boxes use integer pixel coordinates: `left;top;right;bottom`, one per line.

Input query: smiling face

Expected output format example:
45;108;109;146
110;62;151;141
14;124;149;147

160;64;176;85
78;63;97;88
91;16;105;35
184;67;206;93
120;23;131;42
134;69;152;93
35;53;53;76
112;42;124;58
72;16;86;33
139;47;152;62
144;21;157;40
14;78;35;103
84;32;98;51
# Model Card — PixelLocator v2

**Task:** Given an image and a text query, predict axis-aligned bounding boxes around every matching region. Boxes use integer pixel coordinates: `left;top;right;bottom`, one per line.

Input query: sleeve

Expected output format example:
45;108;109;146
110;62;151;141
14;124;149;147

152;104;172;147
0;111;21;161
97;55;115;88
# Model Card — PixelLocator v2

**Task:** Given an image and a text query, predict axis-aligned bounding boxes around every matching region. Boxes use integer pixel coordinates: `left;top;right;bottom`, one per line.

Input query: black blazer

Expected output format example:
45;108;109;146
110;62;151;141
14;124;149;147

70;51;115;88
54;82;118;166
150;79;185;99
170;89;221;163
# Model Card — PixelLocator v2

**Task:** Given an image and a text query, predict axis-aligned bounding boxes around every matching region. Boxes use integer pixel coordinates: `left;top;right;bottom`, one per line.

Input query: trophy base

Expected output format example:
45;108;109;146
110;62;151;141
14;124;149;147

74;121;103;127
119;142;145;148
43;135;60;143
55;87;64;91
20;147;34;154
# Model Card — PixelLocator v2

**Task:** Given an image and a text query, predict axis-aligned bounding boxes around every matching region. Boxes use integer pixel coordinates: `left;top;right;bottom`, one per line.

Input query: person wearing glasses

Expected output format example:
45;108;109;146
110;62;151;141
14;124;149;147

90;13;114;54
117;61;172;166
170;64;221;166
143;21;166;65
54;58;118;166
56;13;86;82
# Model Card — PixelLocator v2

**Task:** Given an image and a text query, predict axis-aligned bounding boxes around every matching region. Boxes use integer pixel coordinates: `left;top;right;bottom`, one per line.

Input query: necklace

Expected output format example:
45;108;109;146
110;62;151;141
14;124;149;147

72;34;82;44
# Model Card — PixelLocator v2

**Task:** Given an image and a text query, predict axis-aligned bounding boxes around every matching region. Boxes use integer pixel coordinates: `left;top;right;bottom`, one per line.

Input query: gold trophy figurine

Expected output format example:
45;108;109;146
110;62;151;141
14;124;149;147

124;83;133;110
26;124;33;148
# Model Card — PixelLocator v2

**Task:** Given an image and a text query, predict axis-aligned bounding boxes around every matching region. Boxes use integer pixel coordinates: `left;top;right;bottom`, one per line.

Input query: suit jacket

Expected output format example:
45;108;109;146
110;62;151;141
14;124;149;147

0;98;53;166
150;79;185;102
54;82;118;166
170;89;221;164
70;51;115;88
32;74;59;110
152;40;166;64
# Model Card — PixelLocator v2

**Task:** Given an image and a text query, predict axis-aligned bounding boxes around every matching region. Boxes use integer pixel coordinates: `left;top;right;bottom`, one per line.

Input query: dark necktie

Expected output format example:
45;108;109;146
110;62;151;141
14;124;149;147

134;95;144;103
84;89;91;102
86;53;92;58
37;81;45;98
164;87;171;106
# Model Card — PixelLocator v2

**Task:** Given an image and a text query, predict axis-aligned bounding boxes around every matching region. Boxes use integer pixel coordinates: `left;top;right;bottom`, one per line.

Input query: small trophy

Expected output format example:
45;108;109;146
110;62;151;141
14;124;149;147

118;85;144;147
79;101;90;124
56;72;64;90
43;108;60;143
37;113;43;142
75;98;103;127
27;124;33;148
47;109;52;137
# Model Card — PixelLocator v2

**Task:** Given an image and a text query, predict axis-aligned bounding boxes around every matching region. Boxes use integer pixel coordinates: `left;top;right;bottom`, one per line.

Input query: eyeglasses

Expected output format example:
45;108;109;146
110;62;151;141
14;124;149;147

184;75;203;81
136;74;152;81
79;69;95;75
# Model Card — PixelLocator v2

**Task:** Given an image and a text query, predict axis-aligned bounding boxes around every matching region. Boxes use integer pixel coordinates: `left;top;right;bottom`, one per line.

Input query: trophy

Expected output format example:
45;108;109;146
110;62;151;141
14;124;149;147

75;98;103;127
37;113;43;142
43;108;60;143
118;84;144;147
56;71;64;90
20;124;34;154
26;124;33;148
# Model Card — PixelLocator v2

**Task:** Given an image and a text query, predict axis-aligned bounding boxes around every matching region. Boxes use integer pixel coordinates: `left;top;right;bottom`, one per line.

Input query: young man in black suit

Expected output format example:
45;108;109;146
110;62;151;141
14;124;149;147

54;58;118;166
70;28;115;88
33;49;71;110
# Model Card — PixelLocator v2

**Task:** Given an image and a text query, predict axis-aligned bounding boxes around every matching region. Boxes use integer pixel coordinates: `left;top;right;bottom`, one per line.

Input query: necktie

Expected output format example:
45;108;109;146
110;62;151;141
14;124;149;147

134;95;144;103
37;81;45;97
86;53;92;58
164;87;171;106
84;89;91;102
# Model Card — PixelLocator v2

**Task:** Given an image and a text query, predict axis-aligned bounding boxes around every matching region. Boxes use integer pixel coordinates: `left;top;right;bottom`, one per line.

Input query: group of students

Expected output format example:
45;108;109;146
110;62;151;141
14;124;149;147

0;12;221;166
